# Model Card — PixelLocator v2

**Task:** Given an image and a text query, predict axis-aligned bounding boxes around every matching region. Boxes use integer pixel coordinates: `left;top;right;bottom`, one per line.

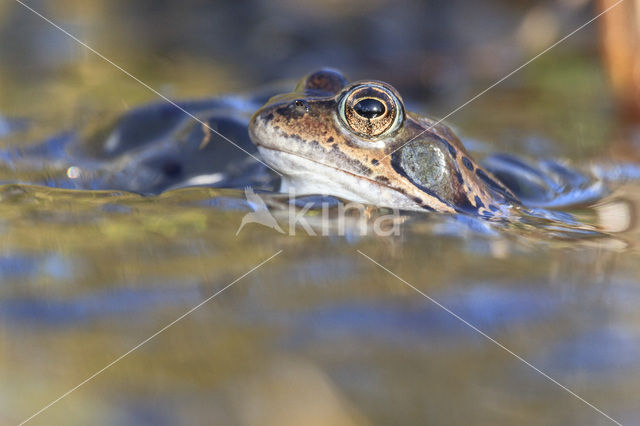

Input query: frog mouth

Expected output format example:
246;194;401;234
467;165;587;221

255;145;427;210
256;145;381;186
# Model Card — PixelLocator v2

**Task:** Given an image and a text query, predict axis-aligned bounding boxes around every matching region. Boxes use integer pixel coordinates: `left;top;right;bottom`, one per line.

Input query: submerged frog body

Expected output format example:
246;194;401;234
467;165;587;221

3;90;283;194
249;69;519;214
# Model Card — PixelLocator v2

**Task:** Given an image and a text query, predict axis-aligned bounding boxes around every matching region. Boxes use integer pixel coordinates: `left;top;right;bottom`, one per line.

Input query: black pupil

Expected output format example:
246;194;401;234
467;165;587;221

354;98;385;119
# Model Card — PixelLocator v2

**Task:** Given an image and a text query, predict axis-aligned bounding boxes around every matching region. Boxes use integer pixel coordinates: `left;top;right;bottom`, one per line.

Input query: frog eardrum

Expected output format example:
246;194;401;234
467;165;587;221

339;84;404;138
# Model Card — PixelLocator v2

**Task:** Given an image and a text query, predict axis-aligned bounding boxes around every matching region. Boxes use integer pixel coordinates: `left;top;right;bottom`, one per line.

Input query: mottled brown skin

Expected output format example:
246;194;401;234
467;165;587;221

249;69;519;214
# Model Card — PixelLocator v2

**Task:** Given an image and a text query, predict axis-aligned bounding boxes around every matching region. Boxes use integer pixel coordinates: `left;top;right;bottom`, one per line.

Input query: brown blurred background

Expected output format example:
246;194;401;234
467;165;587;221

0;0;637;157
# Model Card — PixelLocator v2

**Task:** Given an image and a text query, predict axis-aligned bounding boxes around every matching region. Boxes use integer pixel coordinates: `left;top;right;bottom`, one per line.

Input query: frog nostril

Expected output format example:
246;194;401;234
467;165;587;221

294;99;309;112
354;98;385;119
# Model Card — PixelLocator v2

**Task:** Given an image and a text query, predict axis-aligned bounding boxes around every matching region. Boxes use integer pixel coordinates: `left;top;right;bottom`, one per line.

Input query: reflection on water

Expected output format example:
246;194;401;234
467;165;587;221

3;1;640;425
1;182;640;424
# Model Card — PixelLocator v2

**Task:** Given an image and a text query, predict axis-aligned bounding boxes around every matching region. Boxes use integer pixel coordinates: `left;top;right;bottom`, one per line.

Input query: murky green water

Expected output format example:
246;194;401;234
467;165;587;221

2;183;640;425
2;1;640;425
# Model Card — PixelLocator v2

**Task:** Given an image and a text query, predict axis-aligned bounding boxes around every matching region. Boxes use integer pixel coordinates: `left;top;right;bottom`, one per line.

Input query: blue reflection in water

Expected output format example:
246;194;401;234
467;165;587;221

121;398;180;426
282;283;640;374
0;115;28;138
0;255;39;280
283;285;561;345
0;253;75;281
541;327;640;374
0;116;10;138
0;284;202;325
266;256;361;286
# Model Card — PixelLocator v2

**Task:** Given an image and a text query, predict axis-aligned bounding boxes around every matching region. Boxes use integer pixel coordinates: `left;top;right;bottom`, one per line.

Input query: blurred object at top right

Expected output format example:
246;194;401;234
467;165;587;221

599;0;640;123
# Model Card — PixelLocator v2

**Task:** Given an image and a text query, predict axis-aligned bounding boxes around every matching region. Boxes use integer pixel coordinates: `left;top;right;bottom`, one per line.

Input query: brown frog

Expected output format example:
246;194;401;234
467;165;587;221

249;69;518;215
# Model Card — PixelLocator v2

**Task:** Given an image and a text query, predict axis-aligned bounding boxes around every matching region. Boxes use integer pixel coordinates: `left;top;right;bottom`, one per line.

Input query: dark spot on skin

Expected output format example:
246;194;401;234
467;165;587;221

342;138;358;148
276;104;306;120
371;159;379;166
341;157;371;176
278;129;302;142
489;204;499;212
327;136;334;143
462;157;473;170
359;165;373;175
376;176;390;184
265;113;274;121
474;195;485;209
445;142;457;158
311;140;320;148
412;196;424;205
273;125;280;131
331;143;339;150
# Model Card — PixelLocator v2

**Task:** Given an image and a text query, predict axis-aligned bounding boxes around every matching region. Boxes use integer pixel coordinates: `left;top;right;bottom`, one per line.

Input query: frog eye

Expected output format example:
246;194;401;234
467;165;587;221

339;84;403;138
